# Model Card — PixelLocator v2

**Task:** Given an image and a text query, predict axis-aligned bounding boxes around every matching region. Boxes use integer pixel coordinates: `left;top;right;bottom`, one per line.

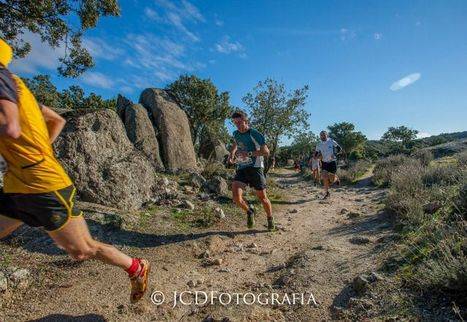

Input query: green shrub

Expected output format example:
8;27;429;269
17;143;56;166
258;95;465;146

412;149;433;166
338;160;372;184
382;153;466;301
385;161;430;225
373;155;419;187
456;151;467;167
413;228;467;293
201;160;231;180
456;183;467;216
422;164;463;187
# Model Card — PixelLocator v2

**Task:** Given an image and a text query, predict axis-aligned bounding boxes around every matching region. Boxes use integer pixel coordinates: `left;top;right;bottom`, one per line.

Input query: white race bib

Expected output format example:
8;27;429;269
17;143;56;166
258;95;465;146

236;154;253;165
0;154;7;173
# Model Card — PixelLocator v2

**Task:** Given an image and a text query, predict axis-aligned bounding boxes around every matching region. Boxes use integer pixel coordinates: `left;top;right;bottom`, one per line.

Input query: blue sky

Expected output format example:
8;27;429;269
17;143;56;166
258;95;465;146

9;0;467;140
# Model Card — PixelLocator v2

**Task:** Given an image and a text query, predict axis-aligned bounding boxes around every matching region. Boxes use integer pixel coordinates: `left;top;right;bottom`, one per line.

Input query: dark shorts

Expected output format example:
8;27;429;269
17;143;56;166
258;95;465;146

234;167;267;191
322;161;337;174
0;185;82;232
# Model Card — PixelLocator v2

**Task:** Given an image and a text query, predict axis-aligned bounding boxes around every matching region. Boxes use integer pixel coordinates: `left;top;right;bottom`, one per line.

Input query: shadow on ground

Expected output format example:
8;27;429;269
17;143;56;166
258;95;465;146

30;314;105;322
2;222;269;256
271;199;315;205
329;210;393;238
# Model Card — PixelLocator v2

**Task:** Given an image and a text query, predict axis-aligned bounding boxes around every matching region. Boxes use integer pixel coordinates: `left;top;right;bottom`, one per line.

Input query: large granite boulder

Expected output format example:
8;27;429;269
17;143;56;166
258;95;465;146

116;94;133;119
199;136;229;163
139;88;198;172
124;103;164;170
116;95;164;170
54;109;157;210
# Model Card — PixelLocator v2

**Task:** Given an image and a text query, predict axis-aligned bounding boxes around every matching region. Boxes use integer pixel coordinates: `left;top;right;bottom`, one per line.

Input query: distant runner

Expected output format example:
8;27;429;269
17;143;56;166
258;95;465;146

0;39;150;303
309;151;321;185
316;130;341;199
228;111;275;231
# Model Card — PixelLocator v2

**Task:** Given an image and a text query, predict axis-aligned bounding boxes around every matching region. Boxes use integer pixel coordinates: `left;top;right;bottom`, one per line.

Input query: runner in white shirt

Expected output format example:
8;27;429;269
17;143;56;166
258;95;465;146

309;151;321;185
315;131;342;199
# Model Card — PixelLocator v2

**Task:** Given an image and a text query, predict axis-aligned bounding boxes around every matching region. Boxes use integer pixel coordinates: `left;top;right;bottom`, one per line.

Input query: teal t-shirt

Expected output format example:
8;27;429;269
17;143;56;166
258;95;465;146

233;128;266;169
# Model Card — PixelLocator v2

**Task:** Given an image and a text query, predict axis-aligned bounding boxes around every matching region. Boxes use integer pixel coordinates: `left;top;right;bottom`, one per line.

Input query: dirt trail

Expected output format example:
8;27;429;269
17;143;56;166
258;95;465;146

1;169;393;321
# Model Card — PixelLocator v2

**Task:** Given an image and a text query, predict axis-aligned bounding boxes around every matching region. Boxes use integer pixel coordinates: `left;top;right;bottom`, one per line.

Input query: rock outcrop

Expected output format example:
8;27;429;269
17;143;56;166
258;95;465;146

54;109;157;210
139;88;198;173
199;134;229;163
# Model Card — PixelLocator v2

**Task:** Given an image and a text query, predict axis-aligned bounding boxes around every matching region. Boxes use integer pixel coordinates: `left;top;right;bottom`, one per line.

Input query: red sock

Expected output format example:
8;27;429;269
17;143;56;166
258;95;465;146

126;258;141;277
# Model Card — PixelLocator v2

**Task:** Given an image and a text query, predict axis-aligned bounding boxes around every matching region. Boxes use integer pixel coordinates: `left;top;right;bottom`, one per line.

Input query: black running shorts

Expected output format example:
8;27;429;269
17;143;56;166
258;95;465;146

0;185;82;232
322;161;337;174
234;167;267;191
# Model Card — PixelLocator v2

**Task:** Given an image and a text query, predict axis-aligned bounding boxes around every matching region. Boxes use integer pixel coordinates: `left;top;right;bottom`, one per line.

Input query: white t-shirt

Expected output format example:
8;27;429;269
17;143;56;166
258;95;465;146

316;138;340;163
311;158;320;170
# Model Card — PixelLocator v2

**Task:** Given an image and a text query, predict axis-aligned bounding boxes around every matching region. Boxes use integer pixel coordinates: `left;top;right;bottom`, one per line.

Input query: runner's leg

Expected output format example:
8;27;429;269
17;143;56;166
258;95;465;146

48;216;132;269
232;181;250;212
254;189;273;219
0;215;22;240
322;170;330;194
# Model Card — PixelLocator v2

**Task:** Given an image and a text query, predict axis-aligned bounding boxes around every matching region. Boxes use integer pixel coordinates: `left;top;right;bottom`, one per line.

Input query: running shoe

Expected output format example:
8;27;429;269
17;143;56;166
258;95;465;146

247;204;255;229
130;259;151;303
267;217;276;232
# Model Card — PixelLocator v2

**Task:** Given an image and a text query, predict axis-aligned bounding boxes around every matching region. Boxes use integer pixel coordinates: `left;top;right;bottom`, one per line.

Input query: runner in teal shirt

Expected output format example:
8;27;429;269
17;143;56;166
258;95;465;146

228;110;276;231
232;128;266;169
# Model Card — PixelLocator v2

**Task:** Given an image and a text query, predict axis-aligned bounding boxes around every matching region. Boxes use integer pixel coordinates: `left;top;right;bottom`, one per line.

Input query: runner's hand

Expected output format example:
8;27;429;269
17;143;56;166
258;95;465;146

236;151;248;158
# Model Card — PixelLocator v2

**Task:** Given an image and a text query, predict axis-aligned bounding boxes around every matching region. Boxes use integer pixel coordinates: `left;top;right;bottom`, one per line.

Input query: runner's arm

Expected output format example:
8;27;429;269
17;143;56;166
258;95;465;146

41;105;66;144
333;140;343;154
229;141;238;163
252;144;270;157
0;99;21;138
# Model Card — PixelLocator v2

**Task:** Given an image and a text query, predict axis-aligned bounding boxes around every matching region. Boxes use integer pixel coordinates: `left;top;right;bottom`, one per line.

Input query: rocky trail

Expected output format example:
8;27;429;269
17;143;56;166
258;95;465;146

0;170;394;321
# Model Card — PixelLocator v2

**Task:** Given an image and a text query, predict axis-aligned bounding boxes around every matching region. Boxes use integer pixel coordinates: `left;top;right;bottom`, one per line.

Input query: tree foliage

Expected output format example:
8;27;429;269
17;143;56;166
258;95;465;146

382;126;419;144
24;74;115;109
380;125;419;155
291;131;319;158
0;0;120;77
242;78;310;172
167;75;232;149
327;122;367;161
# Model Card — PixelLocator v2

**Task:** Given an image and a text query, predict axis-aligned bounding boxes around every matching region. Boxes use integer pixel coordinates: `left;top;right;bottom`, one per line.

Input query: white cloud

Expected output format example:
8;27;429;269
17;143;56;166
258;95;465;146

340;28;356;41
126;33;189;71
215;36;245;55
374;32;383;40
119;85;135;94
82;37;124;61
417;132;431;139
167;12;199;42
144;7;162;21
181;0;205;22
121;32;205;87
80;72;115;89
9;32;65;74
390;73;421;91
214;14;224;27
259;27;337;37
154;70;173;82
151;0;205;42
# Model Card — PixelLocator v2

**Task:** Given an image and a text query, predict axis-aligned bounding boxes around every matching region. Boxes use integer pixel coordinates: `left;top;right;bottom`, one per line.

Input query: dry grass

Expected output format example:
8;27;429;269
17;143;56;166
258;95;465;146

412;149;434;166
337;160;372;184
373;155;419;187
201;159;233;180
380;152;467;302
